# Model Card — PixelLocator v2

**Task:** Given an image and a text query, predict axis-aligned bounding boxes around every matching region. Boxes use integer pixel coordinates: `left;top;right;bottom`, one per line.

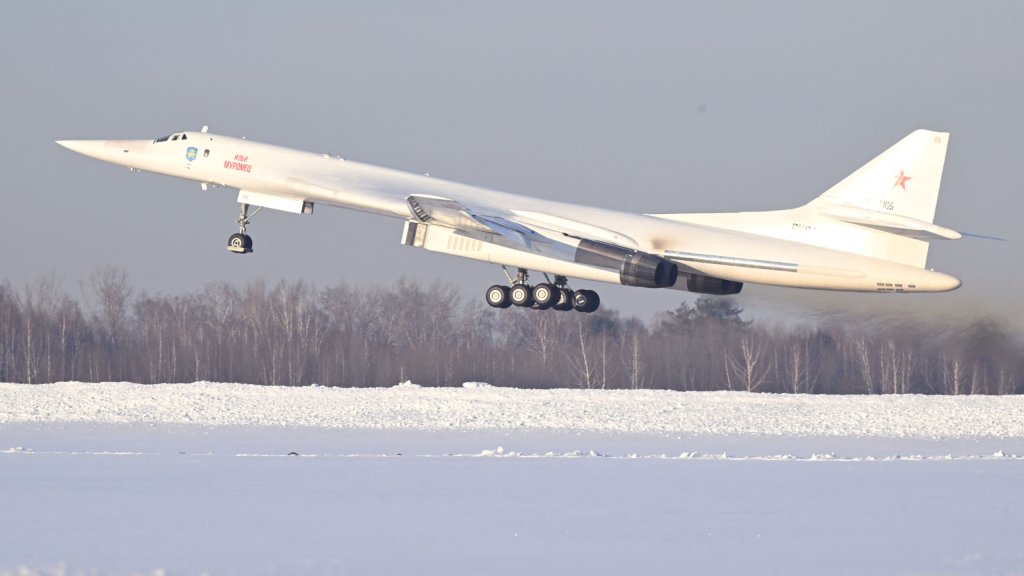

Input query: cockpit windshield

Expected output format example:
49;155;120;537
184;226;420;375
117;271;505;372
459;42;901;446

153;132;187;143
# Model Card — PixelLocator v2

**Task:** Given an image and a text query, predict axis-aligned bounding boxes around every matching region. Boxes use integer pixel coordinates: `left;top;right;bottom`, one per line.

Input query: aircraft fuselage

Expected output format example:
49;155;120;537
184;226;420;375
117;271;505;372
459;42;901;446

57;130;962;297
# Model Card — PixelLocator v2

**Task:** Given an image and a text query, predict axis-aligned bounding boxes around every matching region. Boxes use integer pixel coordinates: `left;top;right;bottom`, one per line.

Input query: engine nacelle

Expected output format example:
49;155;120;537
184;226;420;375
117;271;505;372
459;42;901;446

620;252;679;288
682;273;743;295
574;239;679;288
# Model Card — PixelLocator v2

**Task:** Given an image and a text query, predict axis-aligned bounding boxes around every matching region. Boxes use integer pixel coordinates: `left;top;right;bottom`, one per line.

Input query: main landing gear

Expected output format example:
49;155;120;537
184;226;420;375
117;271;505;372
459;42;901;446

485;269;600;313
227;203;261;254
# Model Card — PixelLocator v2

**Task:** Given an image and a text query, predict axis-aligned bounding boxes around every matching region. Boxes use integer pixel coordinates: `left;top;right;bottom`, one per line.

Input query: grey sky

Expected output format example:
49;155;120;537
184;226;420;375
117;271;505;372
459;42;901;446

1;1;1021;328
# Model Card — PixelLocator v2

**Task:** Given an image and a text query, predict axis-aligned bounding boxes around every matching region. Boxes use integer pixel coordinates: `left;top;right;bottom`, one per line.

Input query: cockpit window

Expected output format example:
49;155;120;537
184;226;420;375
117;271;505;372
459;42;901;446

153;132;189;143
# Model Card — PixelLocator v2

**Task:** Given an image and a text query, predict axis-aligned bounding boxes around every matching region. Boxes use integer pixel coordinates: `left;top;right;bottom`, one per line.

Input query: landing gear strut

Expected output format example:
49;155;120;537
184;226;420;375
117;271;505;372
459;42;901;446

227;203;260;254
485;269;600;313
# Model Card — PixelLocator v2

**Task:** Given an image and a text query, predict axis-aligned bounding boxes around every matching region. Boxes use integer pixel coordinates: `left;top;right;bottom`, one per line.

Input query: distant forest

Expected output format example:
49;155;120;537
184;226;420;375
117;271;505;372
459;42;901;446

1;266;1020;394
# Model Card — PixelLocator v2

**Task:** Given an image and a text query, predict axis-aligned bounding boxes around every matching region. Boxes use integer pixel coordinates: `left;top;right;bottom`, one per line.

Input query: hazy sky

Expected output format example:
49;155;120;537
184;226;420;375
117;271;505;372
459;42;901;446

1;1;1021;328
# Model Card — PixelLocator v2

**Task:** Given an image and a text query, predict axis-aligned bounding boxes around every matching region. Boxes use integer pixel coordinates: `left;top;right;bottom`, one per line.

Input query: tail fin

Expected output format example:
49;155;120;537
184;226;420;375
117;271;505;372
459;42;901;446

804;129;953;267
809;129;948;224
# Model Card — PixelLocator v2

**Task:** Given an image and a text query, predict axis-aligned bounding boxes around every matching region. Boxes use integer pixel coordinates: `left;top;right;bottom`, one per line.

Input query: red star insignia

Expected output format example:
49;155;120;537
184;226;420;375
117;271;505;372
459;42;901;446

893;170;911;190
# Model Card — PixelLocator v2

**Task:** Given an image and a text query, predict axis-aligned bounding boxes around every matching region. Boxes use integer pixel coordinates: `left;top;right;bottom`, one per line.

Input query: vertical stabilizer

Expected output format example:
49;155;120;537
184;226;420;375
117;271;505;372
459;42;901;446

810;130;948;224
802;130;950;267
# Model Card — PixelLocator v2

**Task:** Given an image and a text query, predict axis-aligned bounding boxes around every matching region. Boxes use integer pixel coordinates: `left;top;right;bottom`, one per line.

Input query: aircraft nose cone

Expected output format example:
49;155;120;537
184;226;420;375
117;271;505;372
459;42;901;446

55;139;89;153
56;139;147;165
56;139;113;160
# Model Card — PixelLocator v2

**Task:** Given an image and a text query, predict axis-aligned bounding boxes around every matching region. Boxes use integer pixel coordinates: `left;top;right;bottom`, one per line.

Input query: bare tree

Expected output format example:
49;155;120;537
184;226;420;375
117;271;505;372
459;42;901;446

567;315;594;388
84;266;132;380
782;333;817;394
622;323;648;390
727;333;771;392
852;335;876;394
997;368;1017;395
87;266;132;346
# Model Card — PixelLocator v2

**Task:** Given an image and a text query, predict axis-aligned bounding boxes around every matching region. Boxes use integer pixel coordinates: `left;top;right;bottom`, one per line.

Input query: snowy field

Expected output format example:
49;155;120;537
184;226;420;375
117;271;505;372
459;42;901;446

2;383;1023;575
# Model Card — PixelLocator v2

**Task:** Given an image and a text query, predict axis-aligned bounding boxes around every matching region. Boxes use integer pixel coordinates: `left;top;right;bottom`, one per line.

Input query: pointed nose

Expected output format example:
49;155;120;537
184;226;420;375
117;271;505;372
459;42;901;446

56;139;107;157
56;139;148;166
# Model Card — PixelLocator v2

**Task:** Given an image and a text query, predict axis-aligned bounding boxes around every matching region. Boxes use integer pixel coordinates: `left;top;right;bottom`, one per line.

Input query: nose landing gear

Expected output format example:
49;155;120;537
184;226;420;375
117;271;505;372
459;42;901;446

227;203;260;254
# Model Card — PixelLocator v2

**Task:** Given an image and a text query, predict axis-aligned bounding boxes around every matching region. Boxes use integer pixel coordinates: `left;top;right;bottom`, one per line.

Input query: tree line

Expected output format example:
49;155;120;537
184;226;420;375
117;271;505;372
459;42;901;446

0;266;1020;394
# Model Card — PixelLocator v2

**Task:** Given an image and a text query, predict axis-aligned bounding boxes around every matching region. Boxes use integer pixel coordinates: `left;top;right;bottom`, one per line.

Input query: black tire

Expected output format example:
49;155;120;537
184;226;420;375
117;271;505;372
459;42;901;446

242;234;253;250
228;233;249;253
532;283;557;310
510;284;533;307
572;290;589;312
553;288;574;311
573;289;600;313
485;285;512;309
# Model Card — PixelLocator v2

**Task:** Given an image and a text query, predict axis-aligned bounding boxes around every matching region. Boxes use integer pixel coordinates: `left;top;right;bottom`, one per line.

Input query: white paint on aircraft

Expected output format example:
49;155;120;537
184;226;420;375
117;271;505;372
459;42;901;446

56;129;963;303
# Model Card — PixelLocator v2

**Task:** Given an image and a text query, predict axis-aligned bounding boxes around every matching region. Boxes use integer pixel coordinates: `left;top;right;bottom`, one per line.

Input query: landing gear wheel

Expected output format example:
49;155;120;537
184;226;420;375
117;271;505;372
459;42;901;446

553;288;574;311
228;203;258;254
228;233;253;254
531;283;557;310
509;284;533;307
572;289;600;313
485;285;512;309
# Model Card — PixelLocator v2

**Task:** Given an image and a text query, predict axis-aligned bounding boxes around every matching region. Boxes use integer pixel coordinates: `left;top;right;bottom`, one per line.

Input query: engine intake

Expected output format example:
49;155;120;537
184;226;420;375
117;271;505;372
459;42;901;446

574;239;678;288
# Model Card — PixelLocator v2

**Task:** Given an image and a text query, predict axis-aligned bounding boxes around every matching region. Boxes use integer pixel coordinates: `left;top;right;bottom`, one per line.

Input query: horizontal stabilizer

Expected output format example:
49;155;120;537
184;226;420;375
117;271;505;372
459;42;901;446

960;231;1007;241
818;205;961;240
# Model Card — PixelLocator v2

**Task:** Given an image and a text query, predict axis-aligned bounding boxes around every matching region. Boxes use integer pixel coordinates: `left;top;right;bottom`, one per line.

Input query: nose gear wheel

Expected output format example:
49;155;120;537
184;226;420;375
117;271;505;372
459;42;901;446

227;203;260;254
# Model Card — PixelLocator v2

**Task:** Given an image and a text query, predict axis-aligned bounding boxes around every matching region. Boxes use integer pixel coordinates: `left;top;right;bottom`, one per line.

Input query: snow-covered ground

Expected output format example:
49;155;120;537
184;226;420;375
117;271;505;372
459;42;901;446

2;382;1023;575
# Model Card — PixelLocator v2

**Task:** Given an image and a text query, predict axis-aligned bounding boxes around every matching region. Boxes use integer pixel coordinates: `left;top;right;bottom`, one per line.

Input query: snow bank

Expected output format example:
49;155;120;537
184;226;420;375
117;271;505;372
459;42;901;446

4;379;1019;436
2;382;1023;438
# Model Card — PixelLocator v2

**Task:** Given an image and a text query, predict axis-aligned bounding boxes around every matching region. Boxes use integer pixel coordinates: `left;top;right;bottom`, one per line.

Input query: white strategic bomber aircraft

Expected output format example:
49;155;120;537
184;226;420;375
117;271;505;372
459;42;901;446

58;128;962;313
